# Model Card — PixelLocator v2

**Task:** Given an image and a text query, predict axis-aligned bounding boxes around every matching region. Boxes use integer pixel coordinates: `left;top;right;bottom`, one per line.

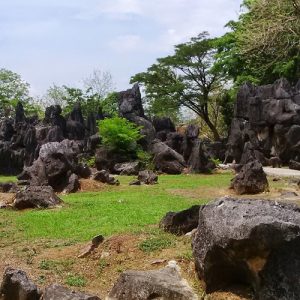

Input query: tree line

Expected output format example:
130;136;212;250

1;0;299;141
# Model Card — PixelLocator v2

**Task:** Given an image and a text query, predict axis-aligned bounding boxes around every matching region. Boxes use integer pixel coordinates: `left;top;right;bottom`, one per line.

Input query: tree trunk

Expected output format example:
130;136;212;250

202;113;221;141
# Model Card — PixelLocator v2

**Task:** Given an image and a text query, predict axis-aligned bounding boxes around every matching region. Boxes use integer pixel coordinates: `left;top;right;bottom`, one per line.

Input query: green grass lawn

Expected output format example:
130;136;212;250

0;176;17;182
0;173;232;244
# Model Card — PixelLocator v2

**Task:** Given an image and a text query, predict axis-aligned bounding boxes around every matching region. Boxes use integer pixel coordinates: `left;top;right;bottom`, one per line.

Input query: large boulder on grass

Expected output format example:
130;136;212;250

192;197;300;299
0;267;40;300
107;262;198;300
13;186;62;210
18;140;83;192
43;284;100;300
230;160;268;194
92;170;119;185
137;170;158;185
160;205;200;235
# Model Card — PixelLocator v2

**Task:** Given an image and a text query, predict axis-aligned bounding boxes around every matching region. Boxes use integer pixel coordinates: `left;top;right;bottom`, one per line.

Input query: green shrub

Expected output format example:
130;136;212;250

136;149;154;169
98;117;142;153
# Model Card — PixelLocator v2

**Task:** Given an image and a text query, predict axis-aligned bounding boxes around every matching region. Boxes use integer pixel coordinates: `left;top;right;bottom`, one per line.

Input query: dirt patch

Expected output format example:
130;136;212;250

0;193;15;205
79;179;106;192
0;232;253;299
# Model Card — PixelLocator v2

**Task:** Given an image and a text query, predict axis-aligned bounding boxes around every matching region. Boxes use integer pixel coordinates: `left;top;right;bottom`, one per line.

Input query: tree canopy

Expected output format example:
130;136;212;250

131;32;226;140
215;0;300;85
0;68;32;117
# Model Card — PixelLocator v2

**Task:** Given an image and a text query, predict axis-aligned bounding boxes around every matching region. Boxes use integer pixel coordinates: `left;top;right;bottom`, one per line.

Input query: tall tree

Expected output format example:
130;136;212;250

131;32;226;141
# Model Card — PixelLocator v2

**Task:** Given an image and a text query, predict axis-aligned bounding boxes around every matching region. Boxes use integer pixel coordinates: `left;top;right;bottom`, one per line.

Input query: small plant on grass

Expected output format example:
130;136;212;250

139;235;175;253
65;274;87;287
39;259;55;270
98;117;142;154
39;259;74;274
97;258;108;274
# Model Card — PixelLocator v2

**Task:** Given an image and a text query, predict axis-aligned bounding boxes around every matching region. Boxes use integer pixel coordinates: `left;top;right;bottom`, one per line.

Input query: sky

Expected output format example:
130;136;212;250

0;0;243;96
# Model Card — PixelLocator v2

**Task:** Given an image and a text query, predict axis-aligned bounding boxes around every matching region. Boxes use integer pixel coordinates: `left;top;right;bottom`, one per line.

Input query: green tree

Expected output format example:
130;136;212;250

131;32;226;141
215;0;300;85
0;68;32;117
43;70;116;118
98;117;142;154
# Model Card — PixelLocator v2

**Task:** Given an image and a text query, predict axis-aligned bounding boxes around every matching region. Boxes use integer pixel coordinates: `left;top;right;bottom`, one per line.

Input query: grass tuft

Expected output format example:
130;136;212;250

65;274;87;287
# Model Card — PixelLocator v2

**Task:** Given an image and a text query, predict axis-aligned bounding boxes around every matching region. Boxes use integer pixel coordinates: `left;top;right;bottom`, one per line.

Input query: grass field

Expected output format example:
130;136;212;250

0;172;295;299
0;173;232;244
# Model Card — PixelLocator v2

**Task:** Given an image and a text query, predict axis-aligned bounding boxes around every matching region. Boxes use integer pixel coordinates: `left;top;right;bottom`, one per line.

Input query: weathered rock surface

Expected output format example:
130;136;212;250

192;197;300;299
160;205;200;235
92;170;119;185
153;117;176;141
137;170;158;185
18;140;85;192
114;162;140;175
13;186;62;210
64;173;80;193
44;284;101;300
226;78;300;164
289;159;300;171
0;267;40;300
78;235;104;258
150;140;186;174
119;84;156;149
107;262;198;300
230;160;269;194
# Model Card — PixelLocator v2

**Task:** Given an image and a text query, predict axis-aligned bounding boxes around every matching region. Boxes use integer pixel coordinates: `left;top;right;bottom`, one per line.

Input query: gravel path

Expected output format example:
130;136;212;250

263;167;300;178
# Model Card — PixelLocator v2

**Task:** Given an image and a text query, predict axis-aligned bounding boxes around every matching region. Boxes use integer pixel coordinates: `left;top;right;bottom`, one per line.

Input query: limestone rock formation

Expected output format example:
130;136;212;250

160;205;200;235
119;84;156;149
18;140;87;192
92;170;119;185
0;267;40;300
107;262;198;300
137;170;158;185
230;160;269;194
150;139;186;174
14;186;62;210
114;161;141;175
192;197;300;299
43;284;100;300
226;78;300;165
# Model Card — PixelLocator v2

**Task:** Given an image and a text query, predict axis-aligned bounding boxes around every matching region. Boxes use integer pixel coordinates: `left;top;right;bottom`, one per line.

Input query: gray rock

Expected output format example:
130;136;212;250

150;140;186;174
64;173;80;193
44;284;100;300
230;160;269;194
289;160;300;171
107;262;198;300
93;170;119;186
137;170;158;185
159;205;200;235
192;197;300;299
14;186;62;210
114;162;140;175
0;267;40;300
226;79;300;165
